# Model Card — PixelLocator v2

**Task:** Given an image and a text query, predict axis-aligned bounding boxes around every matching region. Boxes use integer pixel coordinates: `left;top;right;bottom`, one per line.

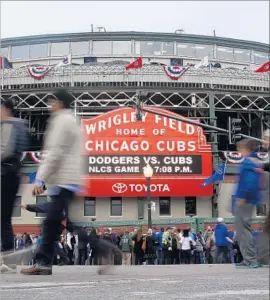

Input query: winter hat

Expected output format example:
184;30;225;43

2;99;15;115
53;89;73;109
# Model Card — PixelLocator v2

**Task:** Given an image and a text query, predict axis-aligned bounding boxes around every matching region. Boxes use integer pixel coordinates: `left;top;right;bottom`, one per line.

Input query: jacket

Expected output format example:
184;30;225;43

120;234;132;252
234;157;262;205
1;117;29;174
36;109;82;186
214;223;229;247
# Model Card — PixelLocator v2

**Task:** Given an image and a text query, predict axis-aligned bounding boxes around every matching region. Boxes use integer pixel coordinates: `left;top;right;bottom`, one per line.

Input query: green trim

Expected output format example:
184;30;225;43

75;217;196;228
75;217;266;232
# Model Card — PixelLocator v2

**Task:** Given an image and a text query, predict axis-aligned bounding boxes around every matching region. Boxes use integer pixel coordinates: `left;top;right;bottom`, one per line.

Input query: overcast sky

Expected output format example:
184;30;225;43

1;1;269;43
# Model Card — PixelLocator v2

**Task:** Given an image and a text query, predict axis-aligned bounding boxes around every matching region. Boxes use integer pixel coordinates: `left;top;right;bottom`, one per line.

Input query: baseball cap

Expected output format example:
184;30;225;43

217;217;224;223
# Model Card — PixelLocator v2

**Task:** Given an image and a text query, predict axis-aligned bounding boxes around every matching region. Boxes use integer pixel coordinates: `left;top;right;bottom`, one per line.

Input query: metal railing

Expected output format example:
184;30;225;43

1;65;269;91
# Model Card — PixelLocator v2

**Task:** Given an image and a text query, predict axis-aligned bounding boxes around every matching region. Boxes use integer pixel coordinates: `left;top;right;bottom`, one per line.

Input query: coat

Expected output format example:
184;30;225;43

36;109;82;186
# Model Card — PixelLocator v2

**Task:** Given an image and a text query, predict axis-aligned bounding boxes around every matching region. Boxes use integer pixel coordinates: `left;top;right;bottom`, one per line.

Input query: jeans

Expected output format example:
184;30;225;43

194;251;203;264
156;249;164;265
36;188;74;266
182;250;192;264
1;171;20;252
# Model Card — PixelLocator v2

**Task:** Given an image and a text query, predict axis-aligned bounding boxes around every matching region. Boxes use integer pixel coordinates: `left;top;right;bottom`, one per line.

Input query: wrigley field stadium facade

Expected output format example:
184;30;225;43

0;30;269;234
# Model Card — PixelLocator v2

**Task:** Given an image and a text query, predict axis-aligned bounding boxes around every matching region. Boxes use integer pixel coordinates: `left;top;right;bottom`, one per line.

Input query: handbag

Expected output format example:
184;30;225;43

141;239;146;251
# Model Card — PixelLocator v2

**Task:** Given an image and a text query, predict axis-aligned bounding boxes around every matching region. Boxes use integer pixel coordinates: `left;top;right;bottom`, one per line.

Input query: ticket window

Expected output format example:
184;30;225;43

137;197;145;219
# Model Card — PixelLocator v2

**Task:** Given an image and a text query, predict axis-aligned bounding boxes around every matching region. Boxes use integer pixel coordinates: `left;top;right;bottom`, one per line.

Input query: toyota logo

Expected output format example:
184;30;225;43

112;183;128;194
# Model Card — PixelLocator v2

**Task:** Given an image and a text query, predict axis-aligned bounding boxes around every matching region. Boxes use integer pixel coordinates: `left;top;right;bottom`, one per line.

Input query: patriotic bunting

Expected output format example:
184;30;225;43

26;66;52;80
29;151;46;164
221;151;268;164
163;65;189;80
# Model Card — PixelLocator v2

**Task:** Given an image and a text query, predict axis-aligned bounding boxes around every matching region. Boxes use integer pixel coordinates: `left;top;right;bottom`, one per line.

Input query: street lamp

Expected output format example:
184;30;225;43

143;164;154;229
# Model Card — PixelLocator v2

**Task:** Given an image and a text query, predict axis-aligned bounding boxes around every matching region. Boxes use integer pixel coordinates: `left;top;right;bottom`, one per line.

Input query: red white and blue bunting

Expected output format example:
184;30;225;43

221;151;269;164
162;65;190;80
26;66;52;80
29;151;46;164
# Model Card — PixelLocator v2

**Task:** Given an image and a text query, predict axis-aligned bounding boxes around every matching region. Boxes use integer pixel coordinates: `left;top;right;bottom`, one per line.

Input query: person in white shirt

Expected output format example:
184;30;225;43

180;229;196;264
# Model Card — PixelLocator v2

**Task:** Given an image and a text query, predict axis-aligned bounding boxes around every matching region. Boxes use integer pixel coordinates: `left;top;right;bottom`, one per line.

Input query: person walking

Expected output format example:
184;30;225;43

1;99;29;274
256;129;270;265
234;139;262;269
21;89;82;275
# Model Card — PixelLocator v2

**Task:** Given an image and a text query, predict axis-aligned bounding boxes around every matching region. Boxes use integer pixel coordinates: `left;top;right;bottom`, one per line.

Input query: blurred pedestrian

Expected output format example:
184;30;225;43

1;100;29;274
21;89;82;275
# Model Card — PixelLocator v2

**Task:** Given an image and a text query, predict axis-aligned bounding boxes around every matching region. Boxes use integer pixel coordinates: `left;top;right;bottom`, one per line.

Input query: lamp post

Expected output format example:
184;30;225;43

143;164;153;229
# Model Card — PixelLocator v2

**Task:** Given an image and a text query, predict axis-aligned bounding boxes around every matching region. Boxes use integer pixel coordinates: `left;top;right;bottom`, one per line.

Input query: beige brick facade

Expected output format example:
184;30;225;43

13;183;239;227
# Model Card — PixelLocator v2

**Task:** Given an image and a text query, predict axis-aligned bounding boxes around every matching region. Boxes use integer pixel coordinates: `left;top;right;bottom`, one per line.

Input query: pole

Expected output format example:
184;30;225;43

131;105;264;143
209;91;219;217
146;177;152;229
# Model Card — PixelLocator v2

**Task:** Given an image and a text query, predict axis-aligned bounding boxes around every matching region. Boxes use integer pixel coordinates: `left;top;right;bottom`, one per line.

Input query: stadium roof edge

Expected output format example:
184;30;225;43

1;31;269;52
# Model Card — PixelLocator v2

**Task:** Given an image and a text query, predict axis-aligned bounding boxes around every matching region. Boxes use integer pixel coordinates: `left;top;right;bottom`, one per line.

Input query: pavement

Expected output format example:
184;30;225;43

0;265;269;300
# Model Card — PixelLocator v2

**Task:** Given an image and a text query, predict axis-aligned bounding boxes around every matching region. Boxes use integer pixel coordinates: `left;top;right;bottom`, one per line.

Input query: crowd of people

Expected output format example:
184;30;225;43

13;220;262;267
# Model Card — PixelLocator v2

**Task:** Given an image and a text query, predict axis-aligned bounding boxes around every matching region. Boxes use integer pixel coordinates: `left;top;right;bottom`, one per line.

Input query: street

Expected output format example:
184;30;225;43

1;265;269;300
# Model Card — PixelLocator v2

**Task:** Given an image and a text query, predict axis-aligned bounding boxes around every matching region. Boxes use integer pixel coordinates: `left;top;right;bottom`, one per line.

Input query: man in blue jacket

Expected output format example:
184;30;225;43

234;139;262;268
214;218;231;264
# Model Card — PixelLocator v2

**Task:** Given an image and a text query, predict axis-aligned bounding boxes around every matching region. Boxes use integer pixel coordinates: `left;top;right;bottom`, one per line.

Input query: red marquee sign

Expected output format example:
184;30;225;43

81;107;213;197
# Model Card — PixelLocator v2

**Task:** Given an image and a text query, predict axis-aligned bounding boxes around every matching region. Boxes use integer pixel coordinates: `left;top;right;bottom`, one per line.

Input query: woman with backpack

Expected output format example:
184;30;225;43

194;233;205;264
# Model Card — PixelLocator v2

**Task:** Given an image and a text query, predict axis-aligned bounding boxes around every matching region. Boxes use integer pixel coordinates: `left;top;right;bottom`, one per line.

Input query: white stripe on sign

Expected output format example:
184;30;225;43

188;290;270;298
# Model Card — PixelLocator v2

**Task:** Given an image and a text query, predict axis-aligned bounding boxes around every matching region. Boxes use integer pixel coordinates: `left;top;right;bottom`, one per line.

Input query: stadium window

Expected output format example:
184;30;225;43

0;47;9;57
11;45;30;60
253;51;269;65
162;42;174;55
138;41;162;56
110;197;122;216
12;196;22;218
29;43;48;59
185;196;197;216
216;46;234;61
256;204;267;216
112;41;132;55
194;44;214;58
71;41;90;56
176;43;195;57
36;196;49;218
159;197;171;216
84;197;96;217
234;48;251;63
92;41;112;55
50;42;70;57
